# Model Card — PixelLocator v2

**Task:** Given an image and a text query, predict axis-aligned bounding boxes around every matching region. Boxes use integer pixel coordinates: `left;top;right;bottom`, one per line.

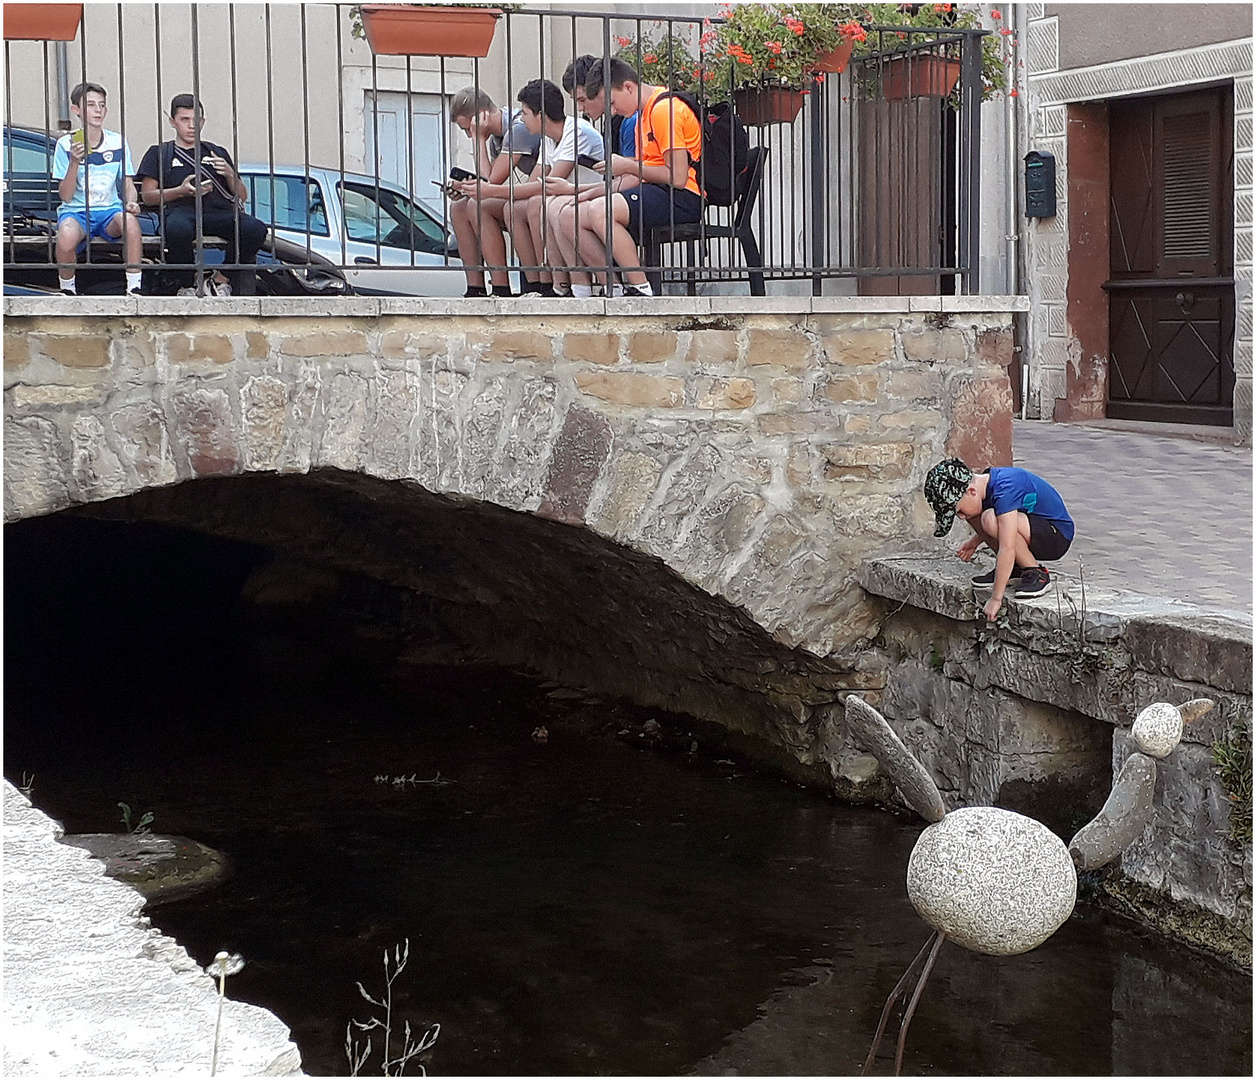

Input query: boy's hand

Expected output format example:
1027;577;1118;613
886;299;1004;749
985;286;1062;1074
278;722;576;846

203;154;235;183
983;595;1004;622
124;200;142;215
956;535;981;562
67;139;86;166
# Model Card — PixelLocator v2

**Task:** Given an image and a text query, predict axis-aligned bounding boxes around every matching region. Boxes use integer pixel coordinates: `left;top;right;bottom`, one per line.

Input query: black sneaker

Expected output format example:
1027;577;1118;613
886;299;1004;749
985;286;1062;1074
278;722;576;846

1013;565;1052;600
971;566;1023;588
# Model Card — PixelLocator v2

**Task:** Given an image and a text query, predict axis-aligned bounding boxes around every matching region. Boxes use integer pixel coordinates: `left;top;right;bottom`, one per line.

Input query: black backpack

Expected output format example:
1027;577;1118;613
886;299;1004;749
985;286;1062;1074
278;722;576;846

650;91;750;206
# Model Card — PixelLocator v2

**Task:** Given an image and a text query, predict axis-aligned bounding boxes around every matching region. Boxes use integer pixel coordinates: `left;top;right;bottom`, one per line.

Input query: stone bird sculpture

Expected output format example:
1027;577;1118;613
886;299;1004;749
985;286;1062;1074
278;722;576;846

843;693;1215;1076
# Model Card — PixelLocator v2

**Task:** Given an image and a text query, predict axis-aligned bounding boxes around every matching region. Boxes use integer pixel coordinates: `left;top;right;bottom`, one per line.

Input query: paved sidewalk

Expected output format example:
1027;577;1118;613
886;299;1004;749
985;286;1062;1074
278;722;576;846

1011;420;1252;617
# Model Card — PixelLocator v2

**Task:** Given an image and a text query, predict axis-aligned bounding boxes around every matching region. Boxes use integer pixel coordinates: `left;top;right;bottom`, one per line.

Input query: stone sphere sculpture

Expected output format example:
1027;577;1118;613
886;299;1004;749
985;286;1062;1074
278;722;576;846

906;806;1077;955
844;692;1214;1077
1131;701;1184;758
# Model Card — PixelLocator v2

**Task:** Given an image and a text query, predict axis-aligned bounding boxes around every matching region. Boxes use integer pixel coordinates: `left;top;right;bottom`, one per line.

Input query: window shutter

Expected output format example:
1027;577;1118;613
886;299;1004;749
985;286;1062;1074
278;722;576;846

1162;111;1213;260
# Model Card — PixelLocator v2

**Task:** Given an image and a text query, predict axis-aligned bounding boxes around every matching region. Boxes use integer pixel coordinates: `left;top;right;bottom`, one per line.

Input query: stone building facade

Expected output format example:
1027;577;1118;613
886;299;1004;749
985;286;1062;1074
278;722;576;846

1022;3;1253;442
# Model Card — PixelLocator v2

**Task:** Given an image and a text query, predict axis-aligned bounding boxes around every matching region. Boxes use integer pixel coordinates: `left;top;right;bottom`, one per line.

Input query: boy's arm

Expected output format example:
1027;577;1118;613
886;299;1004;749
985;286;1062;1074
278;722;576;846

984;512;1020;620
55;139;82;203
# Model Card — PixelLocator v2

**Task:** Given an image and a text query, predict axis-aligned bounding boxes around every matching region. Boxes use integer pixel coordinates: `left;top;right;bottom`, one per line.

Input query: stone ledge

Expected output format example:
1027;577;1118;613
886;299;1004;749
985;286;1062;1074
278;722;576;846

859;554;1253;699
4;294;1033;320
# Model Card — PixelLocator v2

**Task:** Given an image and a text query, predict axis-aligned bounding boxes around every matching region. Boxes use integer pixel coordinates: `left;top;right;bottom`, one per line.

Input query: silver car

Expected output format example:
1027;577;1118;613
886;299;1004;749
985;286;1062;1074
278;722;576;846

237;164;463;296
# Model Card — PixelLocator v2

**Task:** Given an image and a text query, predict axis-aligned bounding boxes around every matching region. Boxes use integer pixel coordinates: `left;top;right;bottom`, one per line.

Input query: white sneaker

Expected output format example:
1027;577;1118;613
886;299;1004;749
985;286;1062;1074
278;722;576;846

177;286;198;297
208;277;232;297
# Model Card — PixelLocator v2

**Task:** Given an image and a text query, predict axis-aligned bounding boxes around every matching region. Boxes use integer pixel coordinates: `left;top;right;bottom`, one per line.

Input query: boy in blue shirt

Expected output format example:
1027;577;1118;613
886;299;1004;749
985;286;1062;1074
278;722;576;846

52;82;144;295
924;457;1074;620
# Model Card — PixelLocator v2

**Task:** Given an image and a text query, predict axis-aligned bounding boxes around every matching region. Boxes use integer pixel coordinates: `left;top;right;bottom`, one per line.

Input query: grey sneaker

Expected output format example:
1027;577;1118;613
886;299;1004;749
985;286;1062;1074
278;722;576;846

1013;565;1052;600
208;277;232;297
177;286;198;297
972;566;1023;588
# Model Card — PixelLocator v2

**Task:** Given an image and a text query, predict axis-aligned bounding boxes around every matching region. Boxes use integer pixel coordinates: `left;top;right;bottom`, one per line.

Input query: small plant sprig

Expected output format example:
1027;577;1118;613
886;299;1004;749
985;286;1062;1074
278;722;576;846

346;940;440;1077
208;951;246;1076
19;772;35;798
374;773;456;788
118;801;154;834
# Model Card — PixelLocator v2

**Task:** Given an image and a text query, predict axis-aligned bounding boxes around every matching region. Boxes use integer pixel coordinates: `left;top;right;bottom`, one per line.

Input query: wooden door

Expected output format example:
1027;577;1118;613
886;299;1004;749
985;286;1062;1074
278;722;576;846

1106;88;1234;425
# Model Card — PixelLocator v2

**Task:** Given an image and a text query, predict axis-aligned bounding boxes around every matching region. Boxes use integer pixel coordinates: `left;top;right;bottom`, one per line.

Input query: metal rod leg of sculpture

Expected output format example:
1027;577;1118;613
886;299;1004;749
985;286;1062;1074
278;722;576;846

893;931;946;1076
861;929;943;1075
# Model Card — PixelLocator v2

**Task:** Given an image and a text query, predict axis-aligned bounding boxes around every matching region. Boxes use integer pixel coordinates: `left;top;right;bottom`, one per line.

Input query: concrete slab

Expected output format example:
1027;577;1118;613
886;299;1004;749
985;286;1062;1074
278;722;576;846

1012;419;1252;616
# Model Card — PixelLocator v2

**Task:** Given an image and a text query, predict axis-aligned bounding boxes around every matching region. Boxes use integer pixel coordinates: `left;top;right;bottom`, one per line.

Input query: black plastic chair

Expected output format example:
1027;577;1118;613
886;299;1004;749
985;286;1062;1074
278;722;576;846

643;144;769;297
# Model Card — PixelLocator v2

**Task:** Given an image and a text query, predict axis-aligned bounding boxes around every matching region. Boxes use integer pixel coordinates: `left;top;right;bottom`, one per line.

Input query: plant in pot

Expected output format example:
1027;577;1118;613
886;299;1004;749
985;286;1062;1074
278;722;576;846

347;3;509;57
830;3;1013;101
710;2;831;124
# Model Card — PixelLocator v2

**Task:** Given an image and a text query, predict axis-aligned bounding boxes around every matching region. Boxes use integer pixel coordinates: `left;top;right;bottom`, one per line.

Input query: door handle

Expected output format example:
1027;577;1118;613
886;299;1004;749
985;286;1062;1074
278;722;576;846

354;256;378;265
1175;291;1195;309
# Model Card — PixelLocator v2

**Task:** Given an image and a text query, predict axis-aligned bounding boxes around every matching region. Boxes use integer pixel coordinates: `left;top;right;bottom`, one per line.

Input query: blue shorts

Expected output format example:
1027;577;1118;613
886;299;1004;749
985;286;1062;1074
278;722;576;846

57;208;126;240
622;183;703;241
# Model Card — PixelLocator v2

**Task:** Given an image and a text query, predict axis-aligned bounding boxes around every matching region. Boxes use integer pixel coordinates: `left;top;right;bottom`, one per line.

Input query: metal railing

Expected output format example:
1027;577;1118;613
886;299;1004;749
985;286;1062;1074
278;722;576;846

3;4;989;298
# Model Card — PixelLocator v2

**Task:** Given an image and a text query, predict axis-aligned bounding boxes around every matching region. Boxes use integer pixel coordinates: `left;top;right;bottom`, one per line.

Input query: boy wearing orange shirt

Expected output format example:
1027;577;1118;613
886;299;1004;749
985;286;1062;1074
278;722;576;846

552;57;702;297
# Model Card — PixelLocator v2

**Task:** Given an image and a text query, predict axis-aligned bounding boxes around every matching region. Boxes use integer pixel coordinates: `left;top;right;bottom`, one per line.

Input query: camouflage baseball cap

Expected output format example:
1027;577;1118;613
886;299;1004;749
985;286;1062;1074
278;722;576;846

923;458;973;536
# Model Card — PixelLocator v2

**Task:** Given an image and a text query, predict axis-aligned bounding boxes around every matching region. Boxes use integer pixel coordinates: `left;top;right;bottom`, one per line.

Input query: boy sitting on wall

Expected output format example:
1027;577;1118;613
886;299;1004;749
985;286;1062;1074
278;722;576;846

924;458;1075;621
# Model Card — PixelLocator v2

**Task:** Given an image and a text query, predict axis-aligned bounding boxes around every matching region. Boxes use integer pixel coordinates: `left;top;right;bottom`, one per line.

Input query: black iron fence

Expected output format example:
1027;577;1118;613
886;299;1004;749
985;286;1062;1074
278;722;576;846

3;4;989;298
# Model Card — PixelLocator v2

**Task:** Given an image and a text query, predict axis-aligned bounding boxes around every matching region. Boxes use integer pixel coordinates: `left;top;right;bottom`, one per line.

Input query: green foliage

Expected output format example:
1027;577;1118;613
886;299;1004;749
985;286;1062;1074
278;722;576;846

117;801;154;835
1213;719;1252;846
614;28;704;94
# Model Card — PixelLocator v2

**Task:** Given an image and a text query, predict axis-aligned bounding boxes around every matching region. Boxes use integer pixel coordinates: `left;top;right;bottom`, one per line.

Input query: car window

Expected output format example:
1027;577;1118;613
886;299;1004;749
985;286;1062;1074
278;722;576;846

3;131;54;174
243;174;329;237
338;181;445;254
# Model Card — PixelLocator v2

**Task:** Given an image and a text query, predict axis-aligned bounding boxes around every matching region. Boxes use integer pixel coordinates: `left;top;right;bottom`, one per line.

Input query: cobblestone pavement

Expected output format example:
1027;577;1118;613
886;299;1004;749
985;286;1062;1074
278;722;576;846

1010;420;1252;616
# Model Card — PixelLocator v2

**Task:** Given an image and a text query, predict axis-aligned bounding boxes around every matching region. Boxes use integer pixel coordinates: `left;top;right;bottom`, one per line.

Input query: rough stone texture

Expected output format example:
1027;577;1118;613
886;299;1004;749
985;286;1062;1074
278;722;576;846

1131;701;1186;758
1069;751;1157;870
538;405;613;525
906;806;1078;955
59;833;230;906
860;553;1252;962
3;782;301;1076
843;695;945;821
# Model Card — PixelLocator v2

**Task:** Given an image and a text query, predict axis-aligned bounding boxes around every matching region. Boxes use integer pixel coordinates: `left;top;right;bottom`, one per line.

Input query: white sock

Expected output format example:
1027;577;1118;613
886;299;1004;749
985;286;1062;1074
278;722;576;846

59;275;77;294
630;280;654;296
570;284;593;298
126;271;142;293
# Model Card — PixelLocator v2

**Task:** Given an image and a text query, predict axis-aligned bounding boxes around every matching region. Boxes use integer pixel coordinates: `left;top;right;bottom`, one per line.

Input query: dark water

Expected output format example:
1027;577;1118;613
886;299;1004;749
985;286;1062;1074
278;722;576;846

5;517;1252;1076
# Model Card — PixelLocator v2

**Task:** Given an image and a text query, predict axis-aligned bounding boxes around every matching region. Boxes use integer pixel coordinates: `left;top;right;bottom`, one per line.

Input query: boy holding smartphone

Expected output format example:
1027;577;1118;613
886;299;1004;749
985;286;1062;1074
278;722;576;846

52;82;144;295
137;94;267;296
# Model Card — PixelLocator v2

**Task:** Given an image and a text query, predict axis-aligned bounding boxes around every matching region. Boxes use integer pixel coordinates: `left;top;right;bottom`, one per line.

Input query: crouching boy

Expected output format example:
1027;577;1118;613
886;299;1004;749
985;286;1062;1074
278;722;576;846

924;457;1074;621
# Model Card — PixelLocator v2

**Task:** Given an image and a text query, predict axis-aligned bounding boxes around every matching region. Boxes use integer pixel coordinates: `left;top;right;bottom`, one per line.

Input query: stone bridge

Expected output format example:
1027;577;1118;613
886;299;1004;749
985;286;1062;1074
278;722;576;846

4;294;1020;788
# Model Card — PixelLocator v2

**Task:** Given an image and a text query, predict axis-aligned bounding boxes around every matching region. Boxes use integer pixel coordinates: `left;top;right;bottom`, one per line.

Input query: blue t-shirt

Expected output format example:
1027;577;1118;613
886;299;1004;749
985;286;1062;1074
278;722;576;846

618;113;638;157
983;467;1074;539
52;128;133;215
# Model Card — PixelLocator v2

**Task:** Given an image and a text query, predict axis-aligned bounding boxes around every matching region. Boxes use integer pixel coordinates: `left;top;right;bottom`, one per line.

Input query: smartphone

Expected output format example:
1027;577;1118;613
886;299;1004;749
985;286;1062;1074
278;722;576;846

449;166;478;182
70;128;87;149
576;154;600;168
431;179;464;199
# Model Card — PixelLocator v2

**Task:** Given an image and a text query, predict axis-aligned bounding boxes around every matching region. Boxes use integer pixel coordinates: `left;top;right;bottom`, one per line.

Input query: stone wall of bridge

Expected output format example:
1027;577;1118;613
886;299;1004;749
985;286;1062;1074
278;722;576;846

3;299;1019;664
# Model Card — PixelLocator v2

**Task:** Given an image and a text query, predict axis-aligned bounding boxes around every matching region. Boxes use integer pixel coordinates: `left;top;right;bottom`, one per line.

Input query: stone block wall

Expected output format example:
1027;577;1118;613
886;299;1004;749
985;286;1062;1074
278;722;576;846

859;553;1253;965
3;298;1021;668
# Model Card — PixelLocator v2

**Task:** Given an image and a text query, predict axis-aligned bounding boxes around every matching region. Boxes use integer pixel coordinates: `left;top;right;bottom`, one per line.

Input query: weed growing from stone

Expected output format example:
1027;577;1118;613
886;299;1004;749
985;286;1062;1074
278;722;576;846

346;939;440;1076
117;801;154;834
19;772;34;798
1212;719;1252;845
208;951;245;1076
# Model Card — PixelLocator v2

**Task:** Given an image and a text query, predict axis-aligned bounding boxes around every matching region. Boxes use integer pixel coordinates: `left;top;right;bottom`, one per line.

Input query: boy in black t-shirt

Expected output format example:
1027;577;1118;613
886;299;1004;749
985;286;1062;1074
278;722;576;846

137;94;267;295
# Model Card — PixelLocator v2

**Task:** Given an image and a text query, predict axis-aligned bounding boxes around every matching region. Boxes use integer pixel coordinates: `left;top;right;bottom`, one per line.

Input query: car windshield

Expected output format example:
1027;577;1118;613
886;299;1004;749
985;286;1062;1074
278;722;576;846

339;181;445;255
244;174;329;237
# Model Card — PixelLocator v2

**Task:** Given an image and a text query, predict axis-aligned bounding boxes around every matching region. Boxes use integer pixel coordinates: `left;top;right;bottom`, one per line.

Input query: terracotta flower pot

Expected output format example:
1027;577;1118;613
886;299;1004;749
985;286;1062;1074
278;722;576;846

360;4;501;57
3;3;83;41
733;85;806;126
813;38;855;75
880;54;961;101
